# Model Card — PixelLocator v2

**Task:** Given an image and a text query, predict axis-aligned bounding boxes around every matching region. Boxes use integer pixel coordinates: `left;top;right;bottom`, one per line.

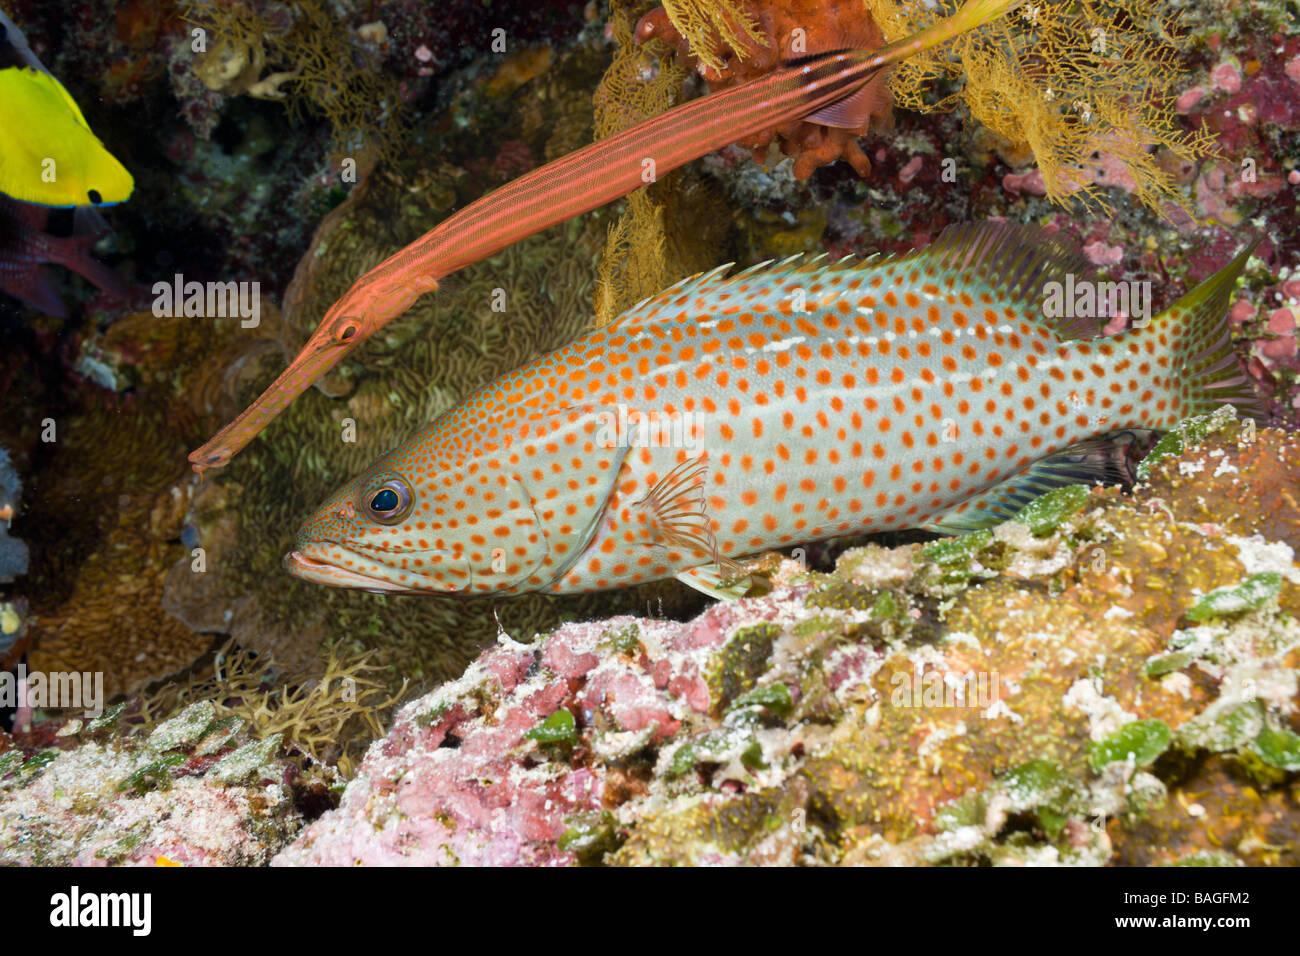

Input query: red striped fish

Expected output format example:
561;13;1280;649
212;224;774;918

286;223;1260;597
187;0;1028;474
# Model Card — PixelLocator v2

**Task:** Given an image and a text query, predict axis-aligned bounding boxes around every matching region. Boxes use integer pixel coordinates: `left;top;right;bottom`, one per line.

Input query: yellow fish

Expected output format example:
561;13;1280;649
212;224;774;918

0;11;133;206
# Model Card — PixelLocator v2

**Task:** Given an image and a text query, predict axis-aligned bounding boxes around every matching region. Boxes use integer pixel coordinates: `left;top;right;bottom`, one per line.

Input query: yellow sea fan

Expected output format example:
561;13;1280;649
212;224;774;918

592;0;688;325
658;0;766;74
865;0;1213;213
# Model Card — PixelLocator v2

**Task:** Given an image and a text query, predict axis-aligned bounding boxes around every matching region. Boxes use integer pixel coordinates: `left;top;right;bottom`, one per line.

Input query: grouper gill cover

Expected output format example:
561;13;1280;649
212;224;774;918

287;223;1258;597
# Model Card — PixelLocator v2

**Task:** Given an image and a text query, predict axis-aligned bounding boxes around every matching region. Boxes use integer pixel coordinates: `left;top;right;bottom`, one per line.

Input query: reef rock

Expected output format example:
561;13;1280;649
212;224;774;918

0;702;300;866
276;411;1300;866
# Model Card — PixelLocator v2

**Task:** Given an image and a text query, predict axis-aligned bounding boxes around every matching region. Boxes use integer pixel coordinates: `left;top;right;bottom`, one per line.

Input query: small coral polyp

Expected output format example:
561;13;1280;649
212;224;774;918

636;0;894;179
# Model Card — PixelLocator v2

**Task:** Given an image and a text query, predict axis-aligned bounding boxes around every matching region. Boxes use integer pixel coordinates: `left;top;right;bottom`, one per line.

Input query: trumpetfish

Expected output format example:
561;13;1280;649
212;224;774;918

286;222;1261;598
189;0;1028;475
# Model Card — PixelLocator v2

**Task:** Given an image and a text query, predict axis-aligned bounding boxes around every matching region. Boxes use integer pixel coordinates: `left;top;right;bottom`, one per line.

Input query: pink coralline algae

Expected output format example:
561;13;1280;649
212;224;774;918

897;156;925;186
1261;308;1299;363
1269;309;1298;335
1081;240;1125;267
1000;132;1139;202
1175;85;1206;113
1212;60;1242;94
275;610;753;866
1193;160;1287;224
1001;169;1047;196
1237;273;1300;415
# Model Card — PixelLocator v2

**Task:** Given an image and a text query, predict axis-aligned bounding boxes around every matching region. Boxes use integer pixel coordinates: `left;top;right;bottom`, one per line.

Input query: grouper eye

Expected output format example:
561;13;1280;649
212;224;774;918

364;478;413;524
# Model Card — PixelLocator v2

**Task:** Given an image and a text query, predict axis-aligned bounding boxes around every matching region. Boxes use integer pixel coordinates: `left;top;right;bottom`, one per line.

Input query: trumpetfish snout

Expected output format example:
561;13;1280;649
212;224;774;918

288;222;1262;599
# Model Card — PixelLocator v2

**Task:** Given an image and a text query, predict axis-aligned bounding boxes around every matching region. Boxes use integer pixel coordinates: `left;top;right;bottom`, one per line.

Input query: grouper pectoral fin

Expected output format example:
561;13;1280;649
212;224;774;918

628;454;755;601
921;429;1156;534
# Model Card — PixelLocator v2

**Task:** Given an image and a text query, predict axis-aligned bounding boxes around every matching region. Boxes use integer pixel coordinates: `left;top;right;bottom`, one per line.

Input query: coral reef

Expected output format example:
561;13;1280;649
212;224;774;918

637;0;895;180
0;701;300;865
275;412;1300;866
705;2;1300;422
865;0;1213;213
136;640;408;778
22;396;215;699
592;0;732;324
0;0;1295;871
0;1;646;707
15;304;273;698
176;0;407;157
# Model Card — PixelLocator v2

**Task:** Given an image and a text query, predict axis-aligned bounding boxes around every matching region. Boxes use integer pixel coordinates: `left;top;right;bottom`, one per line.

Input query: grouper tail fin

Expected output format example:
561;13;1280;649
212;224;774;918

1129;240;1265;426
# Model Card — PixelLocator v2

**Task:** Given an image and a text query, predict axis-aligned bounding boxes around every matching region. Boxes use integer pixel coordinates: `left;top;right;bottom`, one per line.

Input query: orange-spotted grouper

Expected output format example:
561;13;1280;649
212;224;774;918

286;223;1261;599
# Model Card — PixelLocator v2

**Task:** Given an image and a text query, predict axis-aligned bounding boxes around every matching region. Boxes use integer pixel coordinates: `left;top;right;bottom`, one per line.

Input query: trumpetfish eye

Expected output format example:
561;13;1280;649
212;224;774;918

338;324;357;342
364;478;413;524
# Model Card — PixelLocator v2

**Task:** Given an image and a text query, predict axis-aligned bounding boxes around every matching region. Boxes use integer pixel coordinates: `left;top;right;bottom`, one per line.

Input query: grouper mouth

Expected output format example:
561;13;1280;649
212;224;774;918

284;547;430;594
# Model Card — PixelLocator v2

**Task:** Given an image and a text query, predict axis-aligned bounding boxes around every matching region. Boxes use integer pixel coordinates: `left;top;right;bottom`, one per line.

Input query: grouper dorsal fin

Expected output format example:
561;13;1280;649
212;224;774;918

612;222;1103;341
896;222;1103;340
